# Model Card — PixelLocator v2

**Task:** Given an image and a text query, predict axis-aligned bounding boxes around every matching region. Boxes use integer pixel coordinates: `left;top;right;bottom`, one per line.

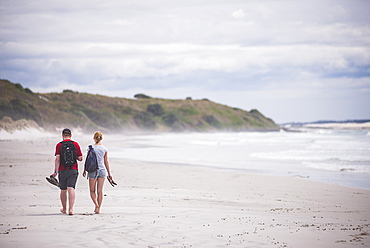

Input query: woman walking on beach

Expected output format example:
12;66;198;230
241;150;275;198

83;131;113;214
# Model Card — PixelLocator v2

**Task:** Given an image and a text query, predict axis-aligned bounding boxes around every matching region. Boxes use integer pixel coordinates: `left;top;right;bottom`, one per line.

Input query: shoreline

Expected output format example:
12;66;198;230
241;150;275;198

0;138;369;247
1;131;369;191
114;156;370;191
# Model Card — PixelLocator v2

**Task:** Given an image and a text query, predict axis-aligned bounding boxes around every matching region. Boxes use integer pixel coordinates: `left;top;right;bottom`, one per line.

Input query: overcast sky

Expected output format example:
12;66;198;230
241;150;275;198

1;0;369;123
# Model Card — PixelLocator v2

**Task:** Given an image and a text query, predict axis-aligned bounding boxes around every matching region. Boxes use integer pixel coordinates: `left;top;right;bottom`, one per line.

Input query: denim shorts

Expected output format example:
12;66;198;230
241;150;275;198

88;169;107;179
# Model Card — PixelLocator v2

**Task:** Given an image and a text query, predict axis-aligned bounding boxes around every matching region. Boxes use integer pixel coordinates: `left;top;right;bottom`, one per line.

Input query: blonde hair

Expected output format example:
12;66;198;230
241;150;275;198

94;131;103;143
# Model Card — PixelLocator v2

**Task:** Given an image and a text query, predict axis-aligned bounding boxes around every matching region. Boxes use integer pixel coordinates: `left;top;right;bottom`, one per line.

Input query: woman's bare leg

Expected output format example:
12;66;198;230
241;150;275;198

89;178;99;213
95;178;105;214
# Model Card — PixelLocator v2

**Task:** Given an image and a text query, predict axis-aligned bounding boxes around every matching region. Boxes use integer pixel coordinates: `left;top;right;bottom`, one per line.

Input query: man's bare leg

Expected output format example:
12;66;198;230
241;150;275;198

67;187;75;215
60;190;67;214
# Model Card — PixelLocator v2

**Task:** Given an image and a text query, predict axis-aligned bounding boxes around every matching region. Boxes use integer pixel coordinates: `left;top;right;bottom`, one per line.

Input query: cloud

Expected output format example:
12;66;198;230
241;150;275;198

0;0;369;122
2;41;368;85
232;9;245;19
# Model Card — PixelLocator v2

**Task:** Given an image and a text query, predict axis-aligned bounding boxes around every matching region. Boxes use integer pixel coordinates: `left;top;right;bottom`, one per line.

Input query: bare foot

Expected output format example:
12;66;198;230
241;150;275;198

68;209;74;215
60;208;67;214
94;206;100;214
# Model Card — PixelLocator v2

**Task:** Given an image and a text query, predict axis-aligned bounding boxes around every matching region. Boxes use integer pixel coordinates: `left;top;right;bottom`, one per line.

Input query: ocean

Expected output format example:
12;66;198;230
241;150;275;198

2;127;369;189
108;129;370;189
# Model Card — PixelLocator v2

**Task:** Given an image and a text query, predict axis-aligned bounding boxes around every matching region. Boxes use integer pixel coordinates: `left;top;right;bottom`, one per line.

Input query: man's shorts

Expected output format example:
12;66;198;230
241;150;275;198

58;169;78;190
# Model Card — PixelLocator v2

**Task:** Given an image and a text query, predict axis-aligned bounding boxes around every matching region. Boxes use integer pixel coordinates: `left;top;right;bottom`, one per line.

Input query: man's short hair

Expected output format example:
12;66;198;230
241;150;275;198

62;128;72;136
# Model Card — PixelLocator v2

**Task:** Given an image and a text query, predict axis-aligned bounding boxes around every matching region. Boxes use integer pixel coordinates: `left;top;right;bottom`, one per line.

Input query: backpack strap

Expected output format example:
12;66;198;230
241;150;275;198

85;145;92;162
85;145;93;173
84;145;92;179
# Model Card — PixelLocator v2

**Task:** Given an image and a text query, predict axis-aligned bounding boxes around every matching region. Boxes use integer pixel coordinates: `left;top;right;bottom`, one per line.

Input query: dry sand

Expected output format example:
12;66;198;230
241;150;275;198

0;137;369;248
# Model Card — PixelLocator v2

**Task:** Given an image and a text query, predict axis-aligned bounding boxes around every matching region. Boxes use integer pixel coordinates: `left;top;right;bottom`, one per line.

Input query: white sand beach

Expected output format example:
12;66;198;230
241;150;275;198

0;137;369;248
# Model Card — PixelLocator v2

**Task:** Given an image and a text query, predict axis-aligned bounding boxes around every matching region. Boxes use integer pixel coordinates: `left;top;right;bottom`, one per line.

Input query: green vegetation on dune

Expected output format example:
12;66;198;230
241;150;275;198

0;79;280;132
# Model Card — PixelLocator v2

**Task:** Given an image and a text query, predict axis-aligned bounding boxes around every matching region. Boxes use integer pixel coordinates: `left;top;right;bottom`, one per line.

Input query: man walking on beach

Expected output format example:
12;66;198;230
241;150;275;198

51;128;83;215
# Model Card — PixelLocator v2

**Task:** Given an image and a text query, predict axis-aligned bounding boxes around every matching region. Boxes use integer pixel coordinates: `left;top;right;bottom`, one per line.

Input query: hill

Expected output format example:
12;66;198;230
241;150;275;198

0;79;279;133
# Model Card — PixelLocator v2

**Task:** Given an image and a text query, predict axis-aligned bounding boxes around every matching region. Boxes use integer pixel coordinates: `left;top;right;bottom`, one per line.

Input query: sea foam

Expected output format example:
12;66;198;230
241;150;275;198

107;129;370;189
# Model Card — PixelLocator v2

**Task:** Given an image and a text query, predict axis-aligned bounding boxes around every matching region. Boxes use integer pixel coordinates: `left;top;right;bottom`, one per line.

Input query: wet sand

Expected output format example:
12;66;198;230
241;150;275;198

0;138;369;247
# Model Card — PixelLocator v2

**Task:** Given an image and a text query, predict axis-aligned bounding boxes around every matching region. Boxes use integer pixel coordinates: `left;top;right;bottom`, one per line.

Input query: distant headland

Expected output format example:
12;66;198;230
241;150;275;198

0;79;280;133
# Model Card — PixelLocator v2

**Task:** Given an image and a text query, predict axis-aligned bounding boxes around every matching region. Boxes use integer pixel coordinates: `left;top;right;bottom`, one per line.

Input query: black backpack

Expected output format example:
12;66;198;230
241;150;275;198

60;141;77;169
84;145;99;173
